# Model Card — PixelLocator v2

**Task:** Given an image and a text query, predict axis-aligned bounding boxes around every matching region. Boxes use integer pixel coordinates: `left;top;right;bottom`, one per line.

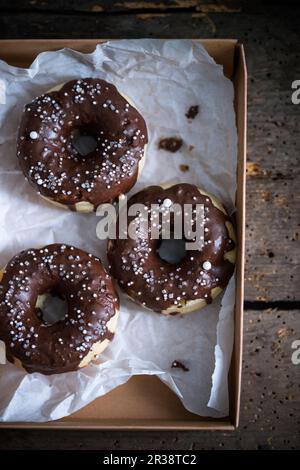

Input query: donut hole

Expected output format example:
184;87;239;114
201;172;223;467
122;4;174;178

36;292;68;326
157;236;187;265
71;128;98;157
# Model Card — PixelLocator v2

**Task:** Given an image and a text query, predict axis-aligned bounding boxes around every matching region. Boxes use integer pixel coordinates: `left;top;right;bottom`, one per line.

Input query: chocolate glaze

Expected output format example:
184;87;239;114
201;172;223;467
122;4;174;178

108;184;235;314
158;137;183;153
17;78;148;210
0;244;119;374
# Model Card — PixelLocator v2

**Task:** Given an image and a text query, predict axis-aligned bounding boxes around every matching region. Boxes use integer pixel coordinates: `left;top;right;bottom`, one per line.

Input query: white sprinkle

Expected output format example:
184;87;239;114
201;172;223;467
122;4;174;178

202;261;212;271
162;198;172;208
29;131;39;140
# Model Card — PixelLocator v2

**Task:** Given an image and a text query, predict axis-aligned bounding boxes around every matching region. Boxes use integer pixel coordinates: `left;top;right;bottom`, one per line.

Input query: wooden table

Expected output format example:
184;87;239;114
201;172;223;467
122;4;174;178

0;0;299;450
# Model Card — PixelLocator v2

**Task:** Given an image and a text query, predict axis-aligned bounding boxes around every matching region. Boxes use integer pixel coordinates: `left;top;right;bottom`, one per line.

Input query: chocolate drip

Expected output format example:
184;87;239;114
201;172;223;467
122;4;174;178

171;360;189;372
185;105;199;120
158;137;183;153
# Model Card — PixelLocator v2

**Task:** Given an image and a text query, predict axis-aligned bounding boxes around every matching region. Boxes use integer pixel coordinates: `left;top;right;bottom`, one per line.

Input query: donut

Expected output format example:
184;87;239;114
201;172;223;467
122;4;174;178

107;183;236;315
0;244;119;374
17;78;148;213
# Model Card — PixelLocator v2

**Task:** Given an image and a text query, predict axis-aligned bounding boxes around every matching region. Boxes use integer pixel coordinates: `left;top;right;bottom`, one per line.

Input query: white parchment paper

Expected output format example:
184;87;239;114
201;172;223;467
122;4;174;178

0;39;237;422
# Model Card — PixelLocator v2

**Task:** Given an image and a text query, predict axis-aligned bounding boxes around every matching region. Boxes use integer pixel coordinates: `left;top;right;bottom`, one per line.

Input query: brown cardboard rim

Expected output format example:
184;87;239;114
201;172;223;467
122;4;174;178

0;38;246;430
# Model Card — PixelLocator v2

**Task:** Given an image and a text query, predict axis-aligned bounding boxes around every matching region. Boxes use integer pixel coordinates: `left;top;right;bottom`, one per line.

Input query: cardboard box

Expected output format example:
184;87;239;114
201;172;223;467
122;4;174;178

0;39;246;430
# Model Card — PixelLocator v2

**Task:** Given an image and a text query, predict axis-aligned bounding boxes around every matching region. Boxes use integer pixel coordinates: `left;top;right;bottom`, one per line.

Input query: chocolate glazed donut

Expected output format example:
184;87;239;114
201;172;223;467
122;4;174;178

108;184;236;315
0;244;119;374
17;78;148;213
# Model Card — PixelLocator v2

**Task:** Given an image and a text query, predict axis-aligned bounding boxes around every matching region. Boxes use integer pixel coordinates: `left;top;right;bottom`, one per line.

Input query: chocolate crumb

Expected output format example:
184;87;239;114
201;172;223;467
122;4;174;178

171;360;189;372
188;145;194;152
186;105;199;120
158;137;183;153
179;164;189;172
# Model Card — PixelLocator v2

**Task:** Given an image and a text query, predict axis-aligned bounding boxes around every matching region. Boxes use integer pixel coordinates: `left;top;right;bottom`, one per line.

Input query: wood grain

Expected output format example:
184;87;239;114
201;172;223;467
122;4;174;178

0;308;299;449
245;178;299;302
0;0;251;14
0;0;299;450
0;0;291;14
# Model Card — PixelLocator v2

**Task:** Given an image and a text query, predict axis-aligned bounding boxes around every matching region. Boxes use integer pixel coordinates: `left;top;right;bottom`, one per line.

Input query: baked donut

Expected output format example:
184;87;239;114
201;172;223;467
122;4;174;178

0;244;119;374
17;78;148;213
108;183;236;314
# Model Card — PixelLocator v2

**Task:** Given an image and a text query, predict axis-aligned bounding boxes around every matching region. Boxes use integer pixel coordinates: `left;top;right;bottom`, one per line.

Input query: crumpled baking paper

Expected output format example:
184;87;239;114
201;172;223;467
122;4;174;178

0;39;237;422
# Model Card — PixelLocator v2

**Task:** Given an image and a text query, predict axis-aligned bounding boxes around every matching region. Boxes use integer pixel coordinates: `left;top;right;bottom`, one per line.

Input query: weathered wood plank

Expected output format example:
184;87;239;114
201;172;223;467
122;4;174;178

0;309;299;449
0;0;294;15
245;178;299;302
0;9;299;303
0;0;299;451
0;0;266;14
1;12;217;38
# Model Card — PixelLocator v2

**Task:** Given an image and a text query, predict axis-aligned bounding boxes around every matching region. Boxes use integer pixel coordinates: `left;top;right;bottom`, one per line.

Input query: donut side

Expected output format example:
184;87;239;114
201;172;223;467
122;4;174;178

17;78;148;212
0;244;119;374
108;183;236;315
